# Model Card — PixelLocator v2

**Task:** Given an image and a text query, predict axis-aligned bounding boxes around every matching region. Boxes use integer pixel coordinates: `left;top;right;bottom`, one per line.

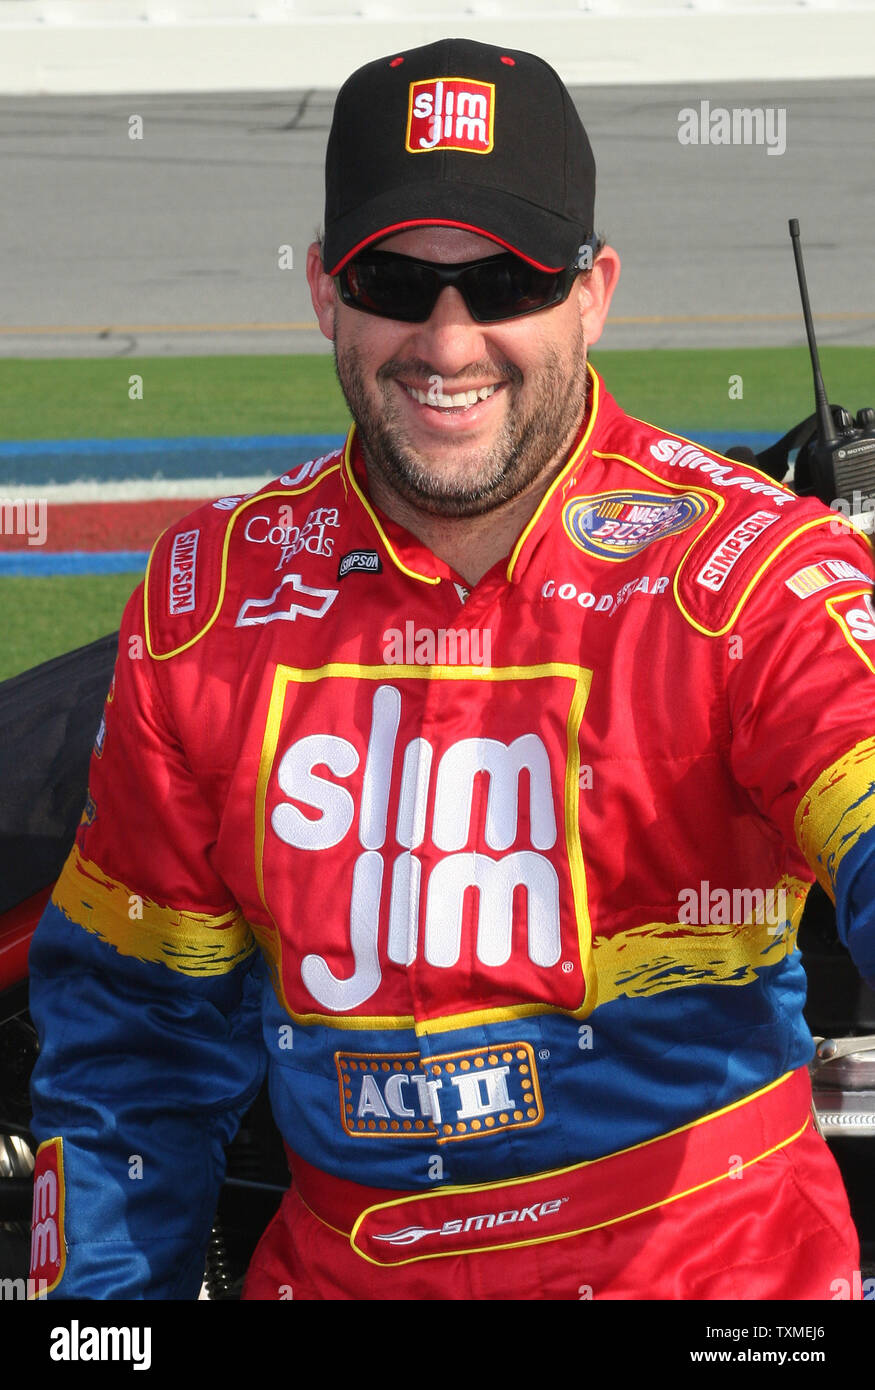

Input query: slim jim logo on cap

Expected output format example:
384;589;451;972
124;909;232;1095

406;78;495;153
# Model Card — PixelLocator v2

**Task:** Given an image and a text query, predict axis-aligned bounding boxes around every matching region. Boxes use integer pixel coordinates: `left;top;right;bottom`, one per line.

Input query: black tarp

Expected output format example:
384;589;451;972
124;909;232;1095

0;633;118;914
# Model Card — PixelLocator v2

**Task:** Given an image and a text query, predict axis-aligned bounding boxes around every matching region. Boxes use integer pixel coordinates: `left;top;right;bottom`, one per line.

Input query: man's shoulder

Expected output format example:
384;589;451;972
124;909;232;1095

142;447;346;660
590;385;873;635
592;384;796;517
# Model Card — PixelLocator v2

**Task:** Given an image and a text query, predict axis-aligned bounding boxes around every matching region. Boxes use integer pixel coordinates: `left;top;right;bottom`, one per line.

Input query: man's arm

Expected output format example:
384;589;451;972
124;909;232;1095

726;523;875;989
28;581;266;1299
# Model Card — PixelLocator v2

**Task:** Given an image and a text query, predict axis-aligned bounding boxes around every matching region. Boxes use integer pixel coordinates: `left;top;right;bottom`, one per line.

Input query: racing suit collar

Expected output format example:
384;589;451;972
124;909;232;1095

342;434;455;586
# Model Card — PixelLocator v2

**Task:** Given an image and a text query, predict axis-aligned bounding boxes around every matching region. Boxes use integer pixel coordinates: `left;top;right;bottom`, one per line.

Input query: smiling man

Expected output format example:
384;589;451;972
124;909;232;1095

27;38;875;1302
309;223;617;584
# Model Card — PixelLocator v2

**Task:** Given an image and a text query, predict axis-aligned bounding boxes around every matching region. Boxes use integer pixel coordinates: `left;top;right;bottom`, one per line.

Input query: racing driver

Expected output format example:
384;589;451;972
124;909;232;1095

28;38;875;1300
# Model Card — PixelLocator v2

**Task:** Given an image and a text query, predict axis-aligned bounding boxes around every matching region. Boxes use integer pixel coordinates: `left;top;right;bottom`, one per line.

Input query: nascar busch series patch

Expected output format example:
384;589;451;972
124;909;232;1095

563;490;707;561
336;1043;543;1142
406;78;495;153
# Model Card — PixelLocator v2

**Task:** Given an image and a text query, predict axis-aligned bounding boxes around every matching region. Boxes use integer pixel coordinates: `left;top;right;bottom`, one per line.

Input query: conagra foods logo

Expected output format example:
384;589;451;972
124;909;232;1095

259;666;591;1024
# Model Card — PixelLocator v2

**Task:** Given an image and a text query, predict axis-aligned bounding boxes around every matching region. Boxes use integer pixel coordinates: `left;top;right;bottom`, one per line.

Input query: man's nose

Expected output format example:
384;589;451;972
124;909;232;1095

409;285;489;374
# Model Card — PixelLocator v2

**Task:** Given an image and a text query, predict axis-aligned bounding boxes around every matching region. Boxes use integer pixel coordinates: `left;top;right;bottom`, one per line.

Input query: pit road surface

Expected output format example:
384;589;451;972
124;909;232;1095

1;81;873;358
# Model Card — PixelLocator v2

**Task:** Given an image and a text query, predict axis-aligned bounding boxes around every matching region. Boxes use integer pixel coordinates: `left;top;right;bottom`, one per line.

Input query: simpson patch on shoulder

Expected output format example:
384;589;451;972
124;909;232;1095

673;497;846;637
695;509;781;593
145;455;346;659
145;498;229;659
167;528;199;615
648;437;794;507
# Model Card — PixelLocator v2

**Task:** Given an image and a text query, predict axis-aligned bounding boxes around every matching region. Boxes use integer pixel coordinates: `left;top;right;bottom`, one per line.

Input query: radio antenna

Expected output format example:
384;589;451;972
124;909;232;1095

788;218;838;446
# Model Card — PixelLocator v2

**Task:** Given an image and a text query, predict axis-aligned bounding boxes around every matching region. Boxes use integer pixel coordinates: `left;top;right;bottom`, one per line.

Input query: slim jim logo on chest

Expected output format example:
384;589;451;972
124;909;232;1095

254;664;593;1028
406;78;495;153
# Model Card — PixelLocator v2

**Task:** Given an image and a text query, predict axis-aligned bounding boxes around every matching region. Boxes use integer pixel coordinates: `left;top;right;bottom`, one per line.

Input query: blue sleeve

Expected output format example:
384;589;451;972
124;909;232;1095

834;821;875;991
28;901;267;1299
27;589;268;1299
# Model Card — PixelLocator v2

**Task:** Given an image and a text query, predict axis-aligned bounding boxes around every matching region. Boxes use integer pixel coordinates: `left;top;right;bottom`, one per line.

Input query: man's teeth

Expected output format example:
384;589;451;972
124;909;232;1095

404;383;498;409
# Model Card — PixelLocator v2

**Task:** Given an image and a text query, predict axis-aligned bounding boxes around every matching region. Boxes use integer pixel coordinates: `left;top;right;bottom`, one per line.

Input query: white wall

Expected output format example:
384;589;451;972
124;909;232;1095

1;1;875;93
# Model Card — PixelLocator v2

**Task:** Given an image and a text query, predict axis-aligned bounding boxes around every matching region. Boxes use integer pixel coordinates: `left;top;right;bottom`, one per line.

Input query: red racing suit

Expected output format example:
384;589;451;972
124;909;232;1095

28;366;875;1299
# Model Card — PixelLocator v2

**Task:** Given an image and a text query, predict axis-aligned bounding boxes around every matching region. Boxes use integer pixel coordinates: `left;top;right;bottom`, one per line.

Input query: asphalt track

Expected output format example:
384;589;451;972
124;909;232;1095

1;80;874;358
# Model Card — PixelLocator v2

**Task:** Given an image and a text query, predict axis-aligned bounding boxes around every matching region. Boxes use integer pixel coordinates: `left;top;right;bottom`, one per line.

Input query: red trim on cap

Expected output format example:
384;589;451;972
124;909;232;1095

389;56;404;66
329;221;564;276
500;56;515;65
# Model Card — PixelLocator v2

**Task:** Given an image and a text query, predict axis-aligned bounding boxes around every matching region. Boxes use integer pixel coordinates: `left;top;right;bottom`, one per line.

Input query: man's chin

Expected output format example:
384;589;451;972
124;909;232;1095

392;488;515;521
361;443;522;519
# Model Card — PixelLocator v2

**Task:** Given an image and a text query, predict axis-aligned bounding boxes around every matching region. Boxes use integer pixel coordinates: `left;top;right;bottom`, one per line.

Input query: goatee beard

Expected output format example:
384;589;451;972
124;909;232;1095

332;328;590;520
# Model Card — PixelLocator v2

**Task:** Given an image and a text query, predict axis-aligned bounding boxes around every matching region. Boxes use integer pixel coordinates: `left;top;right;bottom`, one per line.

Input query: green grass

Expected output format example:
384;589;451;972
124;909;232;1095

0;356;348;439
0;574;141;682
0;348;872;439
590;348;875;433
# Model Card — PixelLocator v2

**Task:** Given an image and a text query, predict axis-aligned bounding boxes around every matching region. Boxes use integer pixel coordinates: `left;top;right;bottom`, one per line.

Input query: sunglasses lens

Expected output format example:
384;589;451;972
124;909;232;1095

338;252;573;323
464;260;565;321
341;257;437;322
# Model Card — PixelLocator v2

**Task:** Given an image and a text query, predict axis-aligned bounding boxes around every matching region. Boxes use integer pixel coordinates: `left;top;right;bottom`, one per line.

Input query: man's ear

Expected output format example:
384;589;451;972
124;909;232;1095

578;245;621;348
306;242;336;341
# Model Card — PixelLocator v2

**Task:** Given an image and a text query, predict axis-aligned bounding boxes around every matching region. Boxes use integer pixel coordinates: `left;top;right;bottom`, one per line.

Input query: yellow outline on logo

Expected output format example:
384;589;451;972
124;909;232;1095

252;661;594;1033
405;78;495;154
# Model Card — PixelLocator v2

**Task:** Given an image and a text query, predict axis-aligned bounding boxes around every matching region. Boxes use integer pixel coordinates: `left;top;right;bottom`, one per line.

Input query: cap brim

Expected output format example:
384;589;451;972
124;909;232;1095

323;183;588;275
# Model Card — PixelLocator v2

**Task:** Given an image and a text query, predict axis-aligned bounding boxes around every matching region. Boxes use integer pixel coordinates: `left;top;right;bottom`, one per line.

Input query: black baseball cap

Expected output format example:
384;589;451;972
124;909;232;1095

322;38;596;276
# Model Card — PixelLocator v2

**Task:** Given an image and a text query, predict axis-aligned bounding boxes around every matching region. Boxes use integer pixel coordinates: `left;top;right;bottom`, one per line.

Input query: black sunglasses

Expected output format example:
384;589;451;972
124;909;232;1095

335;247;591;324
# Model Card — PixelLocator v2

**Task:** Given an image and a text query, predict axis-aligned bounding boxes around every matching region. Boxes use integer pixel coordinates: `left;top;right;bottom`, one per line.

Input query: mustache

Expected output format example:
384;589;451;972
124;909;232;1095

376;356;524;389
